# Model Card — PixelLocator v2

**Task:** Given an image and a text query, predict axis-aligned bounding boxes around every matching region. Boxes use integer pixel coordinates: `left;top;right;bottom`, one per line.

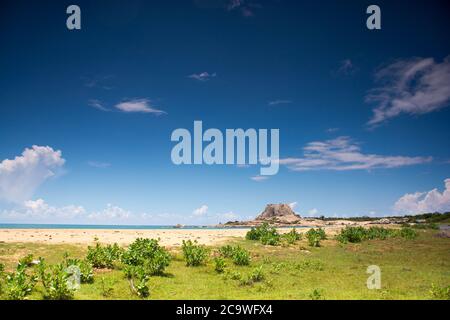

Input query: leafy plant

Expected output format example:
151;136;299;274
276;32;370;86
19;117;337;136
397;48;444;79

213;257;226;273
231;246;251;266
282;228;302;244
306;228;326;247
99;277;115;298
2;263;37;300
121;238;171;276
336;226;418;243
218;245;235;258
63;254;94;284
309;288;323;300
181;240;209;267
239;266;264;286
246;223;280;246
18;254;35;268
399;227;418;240
86;242;123;269
38;259;76;300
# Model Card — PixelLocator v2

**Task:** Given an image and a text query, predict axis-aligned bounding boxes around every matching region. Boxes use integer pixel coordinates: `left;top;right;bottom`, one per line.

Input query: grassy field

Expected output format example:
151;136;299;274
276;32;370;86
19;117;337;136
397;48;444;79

0;228;449;300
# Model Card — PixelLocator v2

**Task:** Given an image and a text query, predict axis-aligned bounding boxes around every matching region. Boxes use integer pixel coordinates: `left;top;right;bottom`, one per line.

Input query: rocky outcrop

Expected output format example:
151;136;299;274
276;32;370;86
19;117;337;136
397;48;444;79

255;204;302;224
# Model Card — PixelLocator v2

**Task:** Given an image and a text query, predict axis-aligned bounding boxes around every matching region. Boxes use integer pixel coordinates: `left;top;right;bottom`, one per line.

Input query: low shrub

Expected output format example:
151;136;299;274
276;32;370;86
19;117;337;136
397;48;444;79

218;245;234;258
2;263;37;300
121;238;171;276
213;257;226;273
38;260;75;300
182;240;209;267
399;227;418;240
63;254;94;284
336;226;418;243
218;245;251;266
18;254;35;268
282;228;302;244
231;246;251;266
86;242;123;269
246;223;281;246
239;266;264;286
306;228;326;247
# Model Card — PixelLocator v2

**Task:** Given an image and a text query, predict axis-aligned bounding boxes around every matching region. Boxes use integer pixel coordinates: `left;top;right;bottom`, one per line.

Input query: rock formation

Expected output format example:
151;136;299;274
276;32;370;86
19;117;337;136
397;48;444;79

255;203;302;224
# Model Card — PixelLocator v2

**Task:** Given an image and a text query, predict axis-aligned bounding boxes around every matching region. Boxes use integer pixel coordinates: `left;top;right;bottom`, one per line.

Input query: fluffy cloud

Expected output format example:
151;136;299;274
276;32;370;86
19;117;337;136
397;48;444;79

394;179;450;214
279;136;431;171
115;99;166;114
87;204;131;220
0;146;65;203
192;205;208;217
367;56;450;126
2;199;85;221
188;72;217;81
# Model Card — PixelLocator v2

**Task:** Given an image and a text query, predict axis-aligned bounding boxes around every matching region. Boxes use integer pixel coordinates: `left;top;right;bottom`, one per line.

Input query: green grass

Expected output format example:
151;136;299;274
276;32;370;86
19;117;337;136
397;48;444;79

0;229;449;300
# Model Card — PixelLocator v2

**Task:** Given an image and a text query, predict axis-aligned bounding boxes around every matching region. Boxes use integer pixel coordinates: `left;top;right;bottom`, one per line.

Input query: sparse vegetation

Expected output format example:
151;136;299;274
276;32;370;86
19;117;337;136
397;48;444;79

181;240;209;267
86;242;123;269
306;228;326;247
336;226;418;243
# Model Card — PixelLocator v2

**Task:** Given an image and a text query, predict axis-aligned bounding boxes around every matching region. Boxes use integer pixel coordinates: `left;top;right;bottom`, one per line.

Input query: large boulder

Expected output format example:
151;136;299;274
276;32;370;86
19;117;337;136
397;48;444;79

255;204;301;224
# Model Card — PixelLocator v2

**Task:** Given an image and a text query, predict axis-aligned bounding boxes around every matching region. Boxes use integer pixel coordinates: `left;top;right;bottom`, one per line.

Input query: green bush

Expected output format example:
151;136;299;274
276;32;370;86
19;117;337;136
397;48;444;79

213;257;226;273
121;238;171;276
63;254;94;284
399;227;418;240
86;243;123;269
218;245;251;266
38;260;75;300
218;245;235;258
306;228;326;247
182;240;209;266
239;266;264;286
2;263;37;300
231;246;251;266
18;254;35;268
282;228;302;244
246;223;280;245
336;226;418;243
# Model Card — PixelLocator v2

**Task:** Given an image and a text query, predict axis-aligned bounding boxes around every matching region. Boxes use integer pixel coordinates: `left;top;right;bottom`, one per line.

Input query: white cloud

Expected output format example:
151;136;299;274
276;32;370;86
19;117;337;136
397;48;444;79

394;178;450;214
115;99;166;114
367;56;450;126
279;136;431;171
192;205;208;217
250;175;269;182
188;72;217;81
336;59;357;76
0;146;65;203
268;100;292;106
87;204;131;220
2;199;85;221
308;208;319;216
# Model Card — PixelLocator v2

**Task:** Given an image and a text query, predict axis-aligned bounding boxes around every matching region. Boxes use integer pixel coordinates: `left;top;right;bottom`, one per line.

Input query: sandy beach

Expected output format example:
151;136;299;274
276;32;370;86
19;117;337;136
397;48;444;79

0;228;252;247
0;225;352;247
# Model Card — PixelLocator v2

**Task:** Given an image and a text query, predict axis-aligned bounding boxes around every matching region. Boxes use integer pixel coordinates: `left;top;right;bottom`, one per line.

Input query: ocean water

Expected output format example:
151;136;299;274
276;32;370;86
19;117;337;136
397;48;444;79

0;224;311;230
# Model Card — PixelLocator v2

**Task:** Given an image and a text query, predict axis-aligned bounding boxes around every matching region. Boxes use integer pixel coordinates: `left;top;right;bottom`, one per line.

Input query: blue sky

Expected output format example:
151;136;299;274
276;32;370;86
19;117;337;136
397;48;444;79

0;0;450;224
